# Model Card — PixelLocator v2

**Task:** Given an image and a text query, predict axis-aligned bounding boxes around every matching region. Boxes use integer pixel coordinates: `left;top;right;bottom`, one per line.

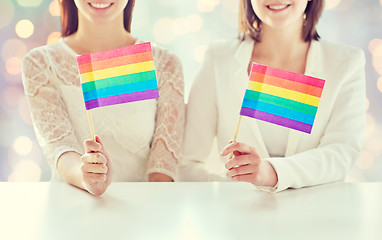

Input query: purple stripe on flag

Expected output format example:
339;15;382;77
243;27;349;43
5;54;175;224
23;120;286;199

85;89;159;110
240;107;313;133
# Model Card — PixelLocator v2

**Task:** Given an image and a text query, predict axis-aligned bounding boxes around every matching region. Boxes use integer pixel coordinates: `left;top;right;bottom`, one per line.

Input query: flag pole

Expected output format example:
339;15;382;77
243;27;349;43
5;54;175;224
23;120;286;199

229;115;242;159
86;110;96;141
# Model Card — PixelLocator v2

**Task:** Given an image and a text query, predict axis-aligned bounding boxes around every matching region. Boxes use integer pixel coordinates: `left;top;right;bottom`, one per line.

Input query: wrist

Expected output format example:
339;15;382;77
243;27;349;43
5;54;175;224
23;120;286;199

262;161;278;187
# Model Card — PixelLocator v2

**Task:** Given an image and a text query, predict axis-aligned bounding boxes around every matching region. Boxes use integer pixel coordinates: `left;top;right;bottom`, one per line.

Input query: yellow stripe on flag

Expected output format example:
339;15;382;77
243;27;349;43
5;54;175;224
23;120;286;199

80;61;155;83
248;81;321;107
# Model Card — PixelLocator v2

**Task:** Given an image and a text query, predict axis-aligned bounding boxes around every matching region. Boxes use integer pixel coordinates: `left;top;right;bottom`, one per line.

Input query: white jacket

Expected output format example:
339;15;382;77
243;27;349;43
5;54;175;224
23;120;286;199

179;37;366;192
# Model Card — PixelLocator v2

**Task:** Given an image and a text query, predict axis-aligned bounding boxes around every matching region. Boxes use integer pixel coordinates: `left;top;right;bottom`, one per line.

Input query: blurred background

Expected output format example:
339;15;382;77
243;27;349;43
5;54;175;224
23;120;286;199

0;0;381;182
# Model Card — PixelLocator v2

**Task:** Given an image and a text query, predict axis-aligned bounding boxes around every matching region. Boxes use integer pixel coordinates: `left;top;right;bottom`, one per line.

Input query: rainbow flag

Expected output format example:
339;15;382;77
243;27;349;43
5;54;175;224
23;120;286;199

240;63;325;134
76;42;159;110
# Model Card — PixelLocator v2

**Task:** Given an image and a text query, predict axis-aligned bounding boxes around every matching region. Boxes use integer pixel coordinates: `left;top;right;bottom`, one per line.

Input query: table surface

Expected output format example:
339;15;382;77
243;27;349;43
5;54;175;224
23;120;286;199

0;182;381;240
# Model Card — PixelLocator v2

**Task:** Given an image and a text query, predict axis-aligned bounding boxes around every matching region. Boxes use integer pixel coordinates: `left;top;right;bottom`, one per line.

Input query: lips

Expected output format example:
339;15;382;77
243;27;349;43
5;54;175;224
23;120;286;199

88;2;113;9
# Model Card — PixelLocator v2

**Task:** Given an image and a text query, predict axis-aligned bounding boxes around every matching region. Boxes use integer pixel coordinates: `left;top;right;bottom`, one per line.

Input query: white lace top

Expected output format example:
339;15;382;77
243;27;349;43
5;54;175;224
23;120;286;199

22;39;185;181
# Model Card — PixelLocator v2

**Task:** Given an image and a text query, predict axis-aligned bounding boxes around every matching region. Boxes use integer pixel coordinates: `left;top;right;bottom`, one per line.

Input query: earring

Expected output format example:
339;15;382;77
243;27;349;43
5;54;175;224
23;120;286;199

253;19;261;32
303;13;307;26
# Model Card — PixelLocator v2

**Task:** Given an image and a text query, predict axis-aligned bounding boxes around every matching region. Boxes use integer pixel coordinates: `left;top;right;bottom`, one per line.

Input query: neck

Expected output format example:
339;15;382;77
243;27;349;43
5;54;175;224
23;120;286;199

254;23;309;63
66;13;135;54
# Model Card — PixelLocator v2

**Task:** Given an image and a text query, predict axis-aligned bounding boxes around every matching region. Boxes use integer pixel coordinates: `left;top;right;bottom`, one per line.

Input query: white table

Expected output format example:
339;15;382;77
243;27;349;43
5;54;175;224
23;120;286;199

0;182;381;240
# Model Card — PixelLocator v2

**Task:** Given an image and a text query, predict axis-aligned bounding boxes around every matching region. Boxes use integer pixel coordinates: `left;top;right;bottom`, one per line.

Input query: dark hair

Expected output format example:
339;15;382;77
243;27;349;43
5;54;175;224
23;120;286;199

60;0;135;37
238;0;324;42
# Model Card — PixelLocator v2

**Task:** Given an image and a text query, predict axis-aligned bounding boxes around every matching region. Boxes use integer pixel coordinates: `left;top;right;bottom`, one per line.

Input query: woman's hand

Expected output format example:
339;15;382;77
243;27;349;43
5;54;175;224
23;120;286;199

148;172;173;182
81;136;112;195
220;141;278;187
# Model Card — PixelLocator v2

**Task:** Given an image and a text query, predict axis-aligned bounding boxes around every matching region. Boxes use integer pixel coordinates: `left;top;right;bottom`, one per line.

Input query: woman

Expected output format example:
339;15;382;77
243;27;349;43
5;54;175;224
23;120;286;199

180;0;366;192
22;0;185;195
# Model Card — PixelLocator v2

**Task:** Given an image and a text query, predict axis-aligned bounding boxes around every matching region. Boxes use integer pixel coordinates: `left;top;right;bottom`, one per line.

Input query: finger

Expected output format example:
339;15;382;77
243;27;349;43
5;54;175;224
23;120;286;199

225;154;260;170
81;152;107;164
220;142;254;156
83;172;107;183
95;135;105;153
83;139;102;153
81;162;108;174
227;164;258;177
231;173;256;183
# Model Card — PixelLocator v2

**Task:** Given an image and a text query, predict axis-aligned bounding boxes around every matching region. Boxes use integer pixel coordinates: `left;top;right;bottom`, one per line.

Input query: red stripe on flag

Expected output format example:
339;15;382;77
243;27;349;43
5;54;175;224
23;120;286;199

250;73;324;97
78;51;153;74
77;42;152;65
251;63;325;88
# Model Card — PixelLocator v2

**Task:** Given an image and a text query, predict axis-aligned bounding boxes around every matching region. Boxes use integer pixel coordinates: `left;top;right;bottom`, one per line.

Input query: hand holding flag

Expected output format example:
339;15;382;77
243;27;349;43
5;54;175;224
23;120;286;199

228;62;325;157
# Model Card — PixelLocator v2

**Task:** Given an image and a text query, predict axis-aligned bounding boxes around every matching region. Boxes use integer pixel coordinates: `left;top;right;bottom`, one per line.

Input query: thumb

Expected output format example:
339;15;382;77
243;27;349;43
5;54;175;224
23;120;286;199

95;135;109;158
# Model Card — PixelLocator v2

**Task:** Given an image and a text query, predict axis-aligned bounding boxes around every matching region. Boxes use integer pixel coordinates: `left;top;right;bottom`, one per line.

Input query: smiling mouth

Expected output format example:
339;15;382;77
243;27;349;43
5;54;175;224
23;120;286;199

88;2;114;9
267;4;291;11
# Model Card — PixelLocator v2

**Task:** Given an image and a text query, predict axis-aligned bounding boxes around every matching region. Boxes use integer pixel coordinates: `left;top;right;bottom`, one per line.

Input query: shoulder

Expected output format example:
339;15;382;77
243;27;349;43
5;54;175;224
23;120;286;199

205;38;244;58
22;42;68;67
316;40;365;64
150;42;183;71
147;41;184;90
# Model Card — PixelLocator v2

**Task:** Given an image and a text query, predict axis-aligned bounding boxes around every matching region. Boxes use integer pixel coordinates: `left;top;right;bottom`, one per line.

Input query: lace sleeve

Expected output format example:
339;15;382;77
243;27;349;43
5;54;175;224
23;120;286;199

22;49;82;179
146;53;185;180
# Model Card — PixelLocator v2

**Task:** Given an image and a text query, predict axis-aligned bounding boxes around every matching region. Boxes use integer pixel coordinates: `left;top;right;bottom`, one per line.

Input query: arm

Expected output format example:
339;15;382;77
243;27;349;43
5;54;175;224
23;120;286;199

219;49;366;192
178;48;220;181
22;50;110;195
266;50;367;192
147;53;185;181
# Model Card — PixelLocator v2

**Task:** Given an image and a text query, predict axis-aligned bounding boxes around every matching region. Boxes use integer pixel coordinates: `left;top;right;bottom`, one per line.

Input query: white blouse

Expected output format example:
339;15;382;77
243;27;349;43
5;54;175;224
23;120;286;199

22;39;185;181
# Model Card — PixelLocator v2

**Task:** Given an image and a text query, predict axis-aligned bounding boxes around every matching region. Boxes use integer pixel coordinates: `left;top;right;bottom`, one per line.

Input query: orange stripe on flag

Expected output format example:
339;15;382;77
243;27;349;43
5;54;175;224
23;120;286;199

78;51;154;74
250;73;323;97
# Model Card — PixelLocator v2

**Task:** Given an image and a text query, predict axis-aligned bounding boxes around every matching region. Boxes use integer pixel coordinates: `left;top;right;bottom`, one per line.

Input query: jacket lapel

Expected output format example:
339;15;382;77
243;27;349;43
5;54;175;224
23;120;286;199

284;40;323;157
233;38;270;158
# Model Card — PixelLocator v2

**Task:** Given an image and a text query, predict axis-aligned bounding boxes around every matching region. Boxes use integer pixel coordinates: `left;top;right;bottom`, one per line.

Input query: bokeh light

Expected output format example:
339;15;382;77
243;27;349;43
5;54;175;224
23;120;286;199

0;0;15;29
186;15;203;32
366;113;376;137
222;0;238;14
13;136;33;156
197;0;220;12
16;0;43;7
47;32;62;45
373;56;382;75
172;18;188;36
8;160;41;182
377;76;382;93
325;0;341;10
49;0;60;17
365;98;370;111
3;87;24;107
153;18;176;44
368;38;382;55
194;45;207;63
5;57;22;75
15;19;35;39
1;39;28;61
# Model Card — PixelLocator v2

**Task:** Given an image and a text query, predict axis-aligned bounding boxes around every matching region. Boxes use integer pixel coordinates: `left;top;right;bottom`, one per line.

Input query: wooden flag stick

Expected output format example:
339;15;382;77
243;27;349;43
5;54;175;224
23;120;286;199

229;115;242;159
86;110;96;141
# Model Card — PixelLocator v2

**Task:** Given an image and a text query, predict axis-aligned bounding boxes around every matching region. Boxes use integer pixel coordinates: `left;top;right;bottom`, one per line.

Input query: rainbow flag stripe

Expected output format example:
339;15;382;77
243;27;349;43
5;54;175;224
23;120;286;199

76;42;159;110
240;63;325;134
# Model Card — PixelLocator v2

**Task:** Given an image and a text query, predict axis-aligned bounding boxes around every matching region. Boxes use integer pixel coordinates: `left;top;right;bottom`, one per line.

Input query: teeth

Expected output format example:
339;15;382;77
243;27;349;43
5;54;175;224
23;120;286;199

268;4;288;10
90;2;112;9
